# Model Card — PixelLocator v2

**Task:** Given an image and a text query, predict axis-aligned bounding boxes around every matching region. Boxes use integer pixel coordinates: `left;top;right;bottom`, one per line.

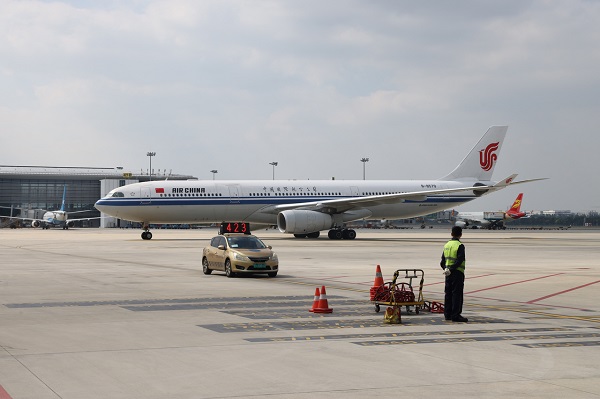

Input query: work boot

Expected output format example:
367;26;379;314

452;315;468;322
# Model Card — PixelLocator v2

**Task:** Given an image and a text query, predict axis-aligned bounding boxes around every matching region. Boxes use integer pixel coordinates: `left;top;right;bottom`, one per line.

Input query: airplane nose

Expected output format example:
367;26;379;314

94;200;107;213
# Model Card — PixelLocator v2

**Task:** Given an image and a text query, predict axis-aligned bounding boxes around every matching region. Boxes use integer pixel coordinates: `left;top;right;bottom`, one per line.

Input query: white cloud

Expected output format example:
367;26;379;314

1;0;599;211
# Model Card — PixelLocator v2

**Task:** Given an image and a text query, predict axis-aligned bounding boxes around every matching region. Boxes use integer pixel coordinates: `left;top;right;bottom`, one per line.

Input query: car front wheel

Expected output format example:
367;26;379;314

225;259;235;278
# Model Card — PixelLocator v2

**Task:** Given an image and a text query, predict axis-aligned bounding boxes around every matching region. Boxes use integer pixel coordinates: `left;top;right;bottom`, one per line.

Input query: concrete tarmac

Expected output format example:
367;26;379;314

0;228;599;399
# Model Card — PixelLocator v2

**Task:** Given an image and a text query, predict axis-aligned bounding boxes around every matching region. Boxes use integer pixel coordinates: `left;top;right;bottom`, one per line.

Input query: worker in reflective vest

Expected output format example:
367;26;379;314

440;226;468;322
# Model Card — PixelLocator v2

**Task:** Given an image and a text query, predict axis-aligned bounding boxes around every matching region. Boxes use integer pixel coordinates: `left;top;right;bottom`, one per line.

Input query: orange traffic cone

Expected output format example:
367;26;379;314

370;265;385;300
312;285;333;313
308;287;320;312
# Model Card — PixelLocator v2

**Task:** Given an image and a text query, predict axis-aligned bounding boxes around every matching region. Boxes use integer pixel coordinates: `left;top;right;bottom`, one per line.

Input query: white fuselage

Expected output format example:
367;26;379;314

95;179;482;225
43;210;68;225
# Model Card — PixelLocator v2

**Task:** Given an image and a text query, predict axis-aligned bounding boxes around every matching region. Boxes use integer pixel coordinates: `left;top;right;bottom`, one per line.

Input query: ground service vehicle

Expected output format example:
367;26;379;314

202;233;279;277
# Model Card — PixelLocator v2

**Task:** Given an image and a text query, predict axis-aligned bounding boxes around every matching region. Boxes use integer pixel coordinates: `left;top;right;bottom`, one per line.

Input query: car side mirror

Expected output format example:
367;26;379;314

217;245;225;250
267;245;272;249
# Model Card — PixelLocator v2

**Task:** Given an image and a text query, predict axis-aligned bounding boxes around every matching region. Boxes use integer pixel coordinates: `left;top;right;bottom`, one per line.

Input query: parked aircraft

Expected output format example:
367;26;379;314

95;126;545;240
453;193;528;229
1;186;99;229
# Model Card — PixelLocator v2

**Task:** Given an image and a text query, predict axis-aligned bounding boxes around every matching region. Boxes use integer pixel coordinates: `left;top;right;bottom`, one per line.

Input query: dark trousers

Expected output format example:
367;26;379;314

444;270;465;320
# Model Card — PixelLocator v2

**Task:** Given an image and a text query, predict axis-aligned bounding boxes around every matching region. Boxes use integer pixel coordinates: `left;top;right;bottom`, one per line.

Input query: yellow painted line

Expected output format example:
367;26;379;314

281;281;600;323
470;303;600;324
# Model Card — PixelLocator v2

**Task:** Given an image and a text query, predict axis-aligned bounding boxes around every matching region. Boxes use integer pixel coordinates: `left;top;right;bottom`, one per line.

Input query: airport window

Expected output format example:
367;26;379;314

0;178;100;219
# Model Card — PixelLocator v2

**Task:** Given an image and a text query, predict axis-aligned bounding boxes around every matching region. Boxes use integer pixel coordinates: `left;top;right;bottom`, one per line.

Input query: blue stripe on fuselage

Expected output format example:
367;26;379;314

95;195;475;207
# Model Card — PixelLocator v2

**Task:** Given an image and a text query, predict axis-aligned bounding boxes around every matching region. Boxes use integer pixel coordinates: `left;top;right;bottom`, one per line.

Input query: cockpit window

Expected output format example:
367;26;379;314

111;191;125;198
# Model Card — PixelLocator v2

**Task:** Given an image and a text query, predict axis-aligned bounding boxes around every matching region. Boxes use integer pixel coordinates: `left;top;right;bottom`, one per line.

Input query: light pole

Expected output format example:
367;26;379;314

269;162;278;180
210;170;218;180
360;157;369;180
147;152;156;181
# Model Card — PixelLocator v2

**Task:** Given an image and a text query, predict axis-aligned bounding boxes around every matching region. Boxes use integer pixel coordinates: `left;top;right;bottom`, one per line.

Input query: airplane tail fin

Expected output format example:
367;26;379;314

440;126;508;182
60;185;67;212
506;193;523;216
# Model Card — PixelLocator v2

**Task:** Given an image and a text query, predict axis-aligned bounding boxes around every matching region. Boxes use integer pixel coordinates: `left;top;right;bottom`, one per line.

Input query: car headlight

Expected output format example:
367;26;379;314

233;252;250;262
270;253;278;261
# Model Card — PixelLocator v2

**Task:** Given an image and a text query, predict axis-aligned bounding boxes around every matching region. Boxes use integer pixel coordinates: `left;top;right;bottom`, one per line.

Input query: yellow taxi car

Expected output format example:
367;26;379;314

202;233;279;277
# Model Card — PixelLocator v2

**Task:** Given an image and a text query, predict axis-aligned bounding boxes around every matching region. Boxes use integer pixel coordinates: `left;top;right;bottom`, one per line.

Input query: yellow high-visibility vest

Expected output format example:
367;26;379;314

443;239;465;273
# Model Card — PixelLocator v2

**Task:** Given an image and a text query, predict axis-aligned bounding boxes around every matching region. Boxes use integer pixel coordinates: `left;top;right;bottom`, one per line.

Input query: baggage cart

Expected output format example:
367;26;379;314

372;268;425;314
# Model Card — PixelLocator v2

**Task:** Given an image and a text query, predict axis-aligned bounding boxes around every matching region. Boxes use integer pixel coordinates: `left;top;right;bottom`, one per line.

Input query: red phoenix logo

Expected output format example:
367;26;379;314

479;142;499;171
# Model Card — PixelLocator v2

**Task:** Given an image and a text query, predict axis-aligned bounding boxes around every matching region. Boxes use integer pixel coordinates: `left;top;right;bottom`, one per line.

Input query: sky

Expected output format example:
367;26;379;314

1;1;599;213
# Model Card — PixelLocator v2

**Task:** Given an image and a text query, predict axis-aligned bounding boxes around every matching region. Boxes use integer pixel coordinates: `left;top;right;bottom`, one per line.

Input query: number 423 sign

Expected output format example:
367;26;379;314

219;222;251;235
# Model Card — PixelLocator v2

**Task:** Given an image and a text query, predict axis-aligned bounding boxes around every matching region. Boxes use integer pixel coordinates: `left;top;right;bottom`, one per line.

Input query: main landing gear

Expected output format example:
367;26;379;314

293;228;356;240
141;224;153;240
327;228;356;240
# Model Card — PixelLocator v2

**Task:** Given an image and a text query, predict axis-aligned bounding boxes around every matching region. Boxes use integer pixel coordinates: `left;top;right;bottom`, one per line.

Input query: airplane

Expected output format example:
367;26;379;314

453;192;528;230
94;126;546;240
1;186;100;229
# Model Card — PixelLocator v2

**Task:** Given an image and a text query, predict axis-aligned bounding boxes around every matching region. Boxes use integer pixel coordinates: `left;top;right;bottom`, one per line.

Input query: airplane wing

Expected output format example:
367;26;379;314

66;216;104;223
1;206;98;217
1;206;103;224
265;184;496;214
490;175;548;188
260;175;547;215
66;210;96;215
3;215;43;222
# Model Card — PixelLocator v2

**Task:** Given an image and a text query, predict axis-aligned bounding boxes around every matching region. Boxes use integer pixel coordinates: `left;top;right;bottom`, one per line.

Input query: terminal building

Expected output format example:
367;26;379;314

0;165;196;228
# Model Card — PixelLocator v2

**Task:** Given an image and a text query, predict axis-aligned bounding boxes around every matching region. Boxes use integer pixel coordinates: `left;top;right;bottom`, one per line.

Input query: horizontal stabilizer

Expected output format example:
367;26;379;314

495;176;548;187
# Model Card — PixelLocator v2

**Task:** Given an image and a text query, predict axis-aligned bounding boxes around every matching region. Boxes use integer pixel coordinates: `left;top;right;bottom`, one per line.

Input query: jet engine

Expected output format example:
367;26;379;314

31;220;40;228
454;220;467;228
277;210;333;234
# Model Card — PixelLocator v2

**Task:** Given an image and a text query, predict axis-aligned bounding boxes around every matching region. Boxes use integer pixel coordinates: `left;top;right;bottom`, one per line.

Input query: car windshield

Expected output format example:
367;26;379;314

227;236;266;249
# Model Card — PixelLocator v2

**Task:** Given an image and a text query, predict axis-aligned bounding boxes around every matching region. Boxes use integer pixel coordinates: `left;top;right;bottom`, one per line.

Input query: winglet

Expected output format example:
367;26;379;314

496;176;549;187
